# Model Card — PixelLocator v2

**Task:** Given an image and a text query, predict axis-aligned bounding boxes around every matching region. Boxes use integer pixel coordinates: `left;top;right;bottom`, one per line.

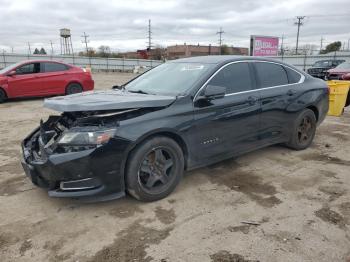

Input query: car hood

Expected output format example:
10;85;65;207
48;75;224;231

309;66;329;70
44;90;177;112
328;68;350;73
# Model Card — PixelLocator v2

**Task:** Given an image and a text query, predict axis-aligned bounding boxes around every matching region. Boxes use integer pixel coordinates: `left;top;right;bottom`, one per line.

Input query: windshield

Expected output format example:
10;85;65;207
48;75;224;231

335;62;350;69
125;62;214;96
313;61;330;67
0;62;23;74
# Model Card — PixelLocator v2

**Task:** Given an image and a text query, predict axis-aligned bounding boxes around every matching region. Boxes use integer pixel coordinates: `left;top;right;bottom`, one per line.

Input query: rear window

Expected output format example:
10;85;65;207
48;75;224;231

43;62;68;72
255;62;288;88
284;67;301;84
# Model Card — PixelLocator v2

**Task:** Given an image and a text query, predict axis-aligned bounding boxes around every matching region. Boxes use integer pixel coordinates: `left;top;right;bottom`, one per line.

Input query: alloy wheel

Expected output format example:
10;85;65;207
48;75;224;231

297;115;314;145
137;147;174;193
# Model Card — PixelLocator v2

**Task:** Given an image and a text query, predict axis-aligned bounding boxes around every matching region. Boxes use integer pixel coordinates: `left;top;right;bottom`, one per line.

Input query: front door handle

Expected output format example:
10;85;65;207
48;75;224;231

287;89;297;96
246;96;258;105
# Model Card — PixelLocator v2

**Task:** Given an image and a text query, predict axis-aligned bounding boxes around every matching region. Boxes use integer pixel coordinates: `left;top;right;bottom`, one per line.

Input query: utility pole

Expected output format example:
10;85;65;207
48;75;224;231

320;36;324;52
11;46;14;53
27;42;32;55
216;27;225;54
280;34;285;56
81;32;91;67
294;16;305;55
348;38;350;51
147;19;152;51
50;40;54;56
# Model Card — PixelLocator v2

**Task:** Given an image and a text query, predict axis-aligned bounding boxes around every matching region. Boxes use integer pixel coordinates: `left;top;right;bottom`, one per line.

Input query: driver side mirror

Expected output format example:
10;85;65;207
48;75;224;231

198;85;226;100
7;70;16;76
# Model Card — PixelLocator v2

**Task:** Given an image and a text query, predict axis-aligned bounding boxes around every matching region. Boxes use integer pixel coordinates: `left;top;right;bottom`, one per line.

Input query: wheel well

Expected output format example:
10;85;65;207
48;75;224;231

0;87;7;98
306;105;319;121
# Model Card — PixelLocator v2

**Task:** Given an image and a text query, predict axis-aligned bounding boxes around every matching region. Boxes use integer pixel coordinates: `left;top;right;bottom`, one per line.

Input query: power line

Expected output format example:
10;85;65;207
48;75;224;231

294;16;306;54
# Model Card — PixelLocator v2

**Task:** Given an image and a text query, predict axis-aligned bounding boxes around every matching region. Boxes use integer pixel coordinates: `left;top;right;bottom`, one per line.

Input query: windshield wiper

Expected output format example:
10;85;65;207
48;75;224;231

128;89;150;95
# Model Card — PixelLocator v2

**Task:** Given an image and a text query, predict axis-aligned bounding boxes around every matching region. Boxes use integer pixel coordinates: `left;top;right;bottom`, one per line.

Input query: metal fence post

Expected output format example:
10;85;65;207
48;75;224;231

303;52;307;72
2;50;6;68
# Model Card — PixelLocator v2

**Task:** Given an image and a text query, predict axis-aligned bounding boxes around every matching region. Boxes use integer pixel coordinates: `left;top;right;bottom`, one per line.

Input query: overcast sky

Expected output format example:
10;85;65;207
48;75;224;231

0;0;349;54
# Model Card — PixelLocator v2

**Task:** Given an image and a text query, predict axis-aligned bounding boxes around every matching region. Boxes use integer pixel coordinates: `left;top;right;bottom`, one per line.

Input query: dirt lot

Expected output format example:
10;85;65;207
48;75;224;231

0;72;349;262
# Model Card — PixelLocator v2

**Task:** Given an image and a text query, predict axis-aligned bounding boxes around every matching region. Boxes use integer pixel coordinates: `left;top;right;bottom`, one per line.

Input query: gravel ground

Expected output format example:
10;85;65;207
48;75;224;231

0;72;349;262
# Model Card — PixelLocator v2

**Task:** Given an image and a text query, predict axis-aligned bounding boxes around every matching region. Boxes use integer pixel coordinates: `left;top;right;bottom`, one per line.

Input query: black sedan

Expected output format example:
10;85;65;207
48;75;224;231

21;56;329;201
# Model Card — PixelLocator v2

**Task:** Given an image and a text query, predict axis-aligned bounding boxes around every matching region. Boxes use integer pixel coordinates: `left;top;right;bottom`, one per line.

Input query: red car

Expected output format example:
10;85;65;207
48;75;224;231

326;61;350;80
0;60;94;103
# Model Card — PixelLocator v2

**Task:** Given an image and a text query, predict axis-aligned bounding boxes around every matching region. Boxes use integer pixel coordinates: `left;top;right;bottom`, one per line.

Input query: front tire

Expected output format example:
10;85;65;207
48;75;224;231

0;89;7;103
66;83;83;95
285;109;317;150
126;136;184;202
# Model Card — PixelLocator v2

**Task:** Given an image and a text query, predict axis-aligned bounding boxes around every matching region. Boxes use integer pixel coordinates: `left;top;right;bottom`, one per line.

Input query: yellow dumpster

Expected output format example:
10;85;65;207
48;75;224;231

327;80;350;116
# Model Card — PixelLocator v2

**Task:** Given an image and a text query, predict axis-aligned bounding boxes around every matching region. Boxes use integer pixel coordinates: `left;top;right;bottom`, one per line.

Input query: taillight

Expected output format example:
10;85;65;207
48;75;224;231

82;67;91;74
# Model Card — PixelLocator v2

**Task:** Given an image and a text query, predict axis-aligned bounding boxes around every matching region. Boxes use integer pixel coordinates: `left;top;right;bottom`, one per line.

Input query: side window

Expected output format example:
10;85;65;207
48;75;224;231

284;66;301;84
208;62;253;94
15;63;40;75
44;62;68;73
255;62;288;88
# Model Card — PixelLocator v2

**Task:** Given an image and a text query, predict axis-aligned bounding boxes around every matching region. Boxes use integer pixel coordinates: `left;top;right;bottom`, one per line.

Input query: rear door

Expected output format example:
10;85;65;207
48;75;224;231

7;62;43;97
40;62;70;95
253;61;303;144
191;62;261;162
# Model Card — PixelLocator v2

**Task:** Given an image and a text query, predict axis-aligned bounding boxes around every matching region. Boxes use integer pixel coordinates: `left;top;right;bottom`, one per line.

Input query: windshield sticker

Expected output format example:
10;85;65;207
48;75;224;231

181;65;204;71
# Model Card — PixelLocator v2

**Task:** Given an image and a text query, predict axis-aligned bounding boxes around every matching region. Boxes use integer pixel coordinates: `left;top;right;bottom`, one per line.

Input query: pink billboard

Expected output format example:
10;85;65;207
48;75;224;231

250;36;279;56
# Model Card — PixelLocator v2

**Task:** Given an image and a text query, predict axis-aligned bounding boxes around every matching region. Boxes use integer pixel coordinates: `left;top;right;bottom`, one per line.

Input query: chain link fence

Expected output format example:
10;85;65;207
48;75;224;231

0;53;163;72
1;52;349;72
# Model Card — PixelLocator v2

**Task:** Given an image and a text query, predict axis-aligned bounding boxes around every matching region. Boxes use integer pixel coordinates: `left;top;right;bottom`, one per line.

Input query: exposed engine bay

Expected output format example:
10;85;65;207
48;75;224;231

23;107;161;161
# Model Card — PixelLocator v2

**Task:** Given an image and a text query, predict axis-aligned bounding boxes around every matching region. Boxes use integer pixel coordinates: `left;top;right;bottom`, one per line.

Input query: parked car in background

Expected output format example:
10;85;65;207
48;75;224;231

21;56;329;202
307;59;345;79
0;60;94;103
326;61;350;80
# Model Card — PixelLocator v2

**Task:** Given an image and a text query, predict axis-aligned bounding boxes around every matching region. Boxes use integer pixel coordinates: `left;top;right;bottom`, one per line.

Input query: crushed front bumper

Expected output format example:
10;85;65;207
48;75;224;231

21;128;130;200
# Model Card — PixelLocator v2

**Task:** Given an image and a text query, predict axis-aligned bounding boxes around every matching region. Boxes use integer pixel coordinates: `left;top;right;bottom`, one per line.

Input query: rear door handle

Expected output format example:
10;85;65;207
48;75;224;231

246;96;258;105
287;89;297;96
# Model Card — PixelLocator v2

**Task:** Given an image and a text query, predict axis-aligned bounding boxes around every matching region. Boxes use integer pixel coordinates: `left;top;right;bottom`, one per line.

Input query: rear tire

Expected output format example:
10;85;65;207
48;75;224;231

345;93;350;108
66;83;83;95
126;136;184;202
285;109;317;150
0;89;7;103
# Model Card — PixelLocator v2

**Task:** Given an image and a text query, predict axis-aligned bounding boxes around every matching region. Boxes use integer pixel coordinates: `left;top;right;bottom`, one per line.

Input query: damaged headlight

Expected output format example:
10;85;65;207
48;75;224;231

58;129;116;146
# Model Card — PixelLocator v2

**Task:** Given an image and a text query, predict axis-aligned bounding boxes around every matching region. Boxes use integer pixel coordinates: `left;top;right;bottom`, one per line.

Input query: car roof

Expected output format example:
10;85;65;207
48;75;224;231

18;59;71;65
169;55;289;65
168;55;304;73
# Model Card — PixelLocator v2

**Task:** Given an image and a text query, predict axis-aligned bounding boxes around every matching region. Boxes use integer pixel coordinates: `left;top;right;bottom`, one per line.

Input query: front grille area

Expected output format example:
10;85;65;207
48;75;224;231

328;74;342;80
308;68;323;74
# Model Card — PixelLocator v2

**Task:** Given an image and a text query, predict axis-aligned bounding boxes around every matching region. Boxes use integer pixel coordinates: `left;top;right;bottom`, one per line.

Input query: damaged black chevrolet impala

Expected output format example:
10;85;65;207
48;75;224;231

21;56;329;201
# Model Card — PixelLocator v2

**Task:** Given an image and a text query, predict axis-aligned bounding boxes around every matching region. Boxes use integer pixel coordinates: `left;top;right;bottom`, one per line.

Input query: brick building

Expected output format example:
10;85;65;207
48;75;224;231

166;44;248;59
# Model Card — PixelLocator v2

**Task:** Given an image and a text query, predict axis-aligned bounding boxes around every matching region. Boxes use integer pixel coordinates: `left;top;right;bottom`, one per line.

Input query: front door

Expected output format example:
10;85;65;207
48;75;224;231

7;62;43;97
191;62;261;163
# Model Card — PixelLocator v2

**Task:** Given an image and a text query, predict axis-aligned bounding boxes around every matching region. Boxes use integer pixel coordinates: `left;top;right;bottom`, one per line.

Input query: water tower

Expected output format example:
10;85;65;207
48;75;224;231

60;28;74;55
